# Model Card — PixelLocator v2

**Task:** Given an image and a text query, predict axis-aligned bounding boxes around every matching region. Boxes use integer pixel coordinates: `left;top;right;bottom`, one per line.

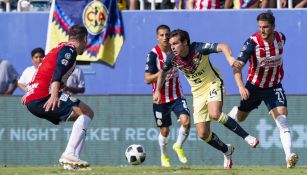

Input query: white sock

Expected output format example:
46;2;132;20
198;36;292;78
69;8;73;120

275;115;292;159
64;114;91;156
175;125;189;147
228;106;239;122
75;136;85;159
159;133;168;156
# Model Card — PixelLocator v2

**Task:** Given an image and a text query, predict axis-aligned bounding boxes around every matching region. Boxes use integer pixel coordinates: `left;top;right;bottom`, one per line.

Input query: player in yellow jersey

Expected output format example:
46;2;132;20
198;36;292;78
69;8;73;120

153;29;258;169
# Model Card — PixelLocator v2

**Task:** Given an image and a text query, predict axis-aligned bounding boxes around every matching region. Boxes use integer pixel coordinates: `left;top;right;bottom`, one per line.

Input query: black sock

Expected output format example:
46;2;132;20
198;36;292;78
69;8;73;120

206;132;228;153
224;116;249;139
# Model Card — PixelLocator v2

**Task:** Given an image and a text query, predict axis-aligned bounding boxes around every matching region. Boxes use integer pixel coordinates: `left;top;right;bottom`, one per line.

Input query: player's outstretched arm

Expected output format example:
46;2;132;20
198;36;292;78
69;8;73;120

153;70;167;104
233;63;249;100
216;43;239;69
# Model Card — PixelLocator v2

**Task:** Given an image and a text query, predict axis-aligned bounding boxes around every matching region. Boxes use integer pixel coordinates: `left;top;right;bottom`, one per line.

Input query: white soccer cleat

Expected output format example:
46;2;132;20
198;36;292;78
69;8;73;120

223;144;234;169
228;106;239;122
59;152;89;168
63;164;92;171
287;153;298;168
245;135;259;148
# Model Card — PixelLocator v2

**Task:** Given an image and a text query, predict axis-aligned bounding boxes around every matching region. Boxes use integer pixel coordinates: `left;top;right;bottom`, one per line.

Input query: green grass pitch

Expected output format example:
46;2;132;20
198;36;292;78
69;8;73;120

0;166;306;175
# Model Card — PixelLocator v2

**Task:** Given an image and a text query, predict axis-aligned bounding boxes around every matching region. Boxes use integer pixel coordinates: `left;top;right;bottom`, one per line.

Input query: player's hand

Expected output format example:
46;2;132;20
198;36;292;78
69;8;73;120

21;95;26;105
153;91;161;104
43;95;60;111
239;86;250;100
232;60;243;71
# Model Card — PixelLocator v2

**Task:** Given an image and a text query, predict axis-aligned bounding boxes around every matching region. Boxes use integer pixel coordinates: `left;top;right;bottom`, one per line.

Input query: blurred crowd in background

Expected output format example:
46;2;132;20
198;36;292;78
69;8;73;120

0;0;306;12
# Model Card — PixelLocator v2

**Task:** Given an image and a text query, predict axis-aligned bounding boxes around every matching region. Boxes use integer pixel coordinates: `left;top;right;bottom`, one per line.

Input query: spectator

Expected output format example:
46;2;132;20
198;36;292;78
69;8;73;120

187;0;232;9
174;0;187;9
0;59;19;95
18;47;45;92
226;0;260;8
63;65;85;95
294;0;307;7
0;0;18;11
117;0;128;10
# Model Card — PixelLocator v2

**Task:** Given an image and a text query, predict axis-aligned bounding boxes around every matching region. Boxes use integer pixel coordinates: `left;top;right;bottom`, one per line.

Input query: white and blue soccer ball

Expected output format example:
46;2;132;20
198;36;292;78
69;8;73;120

125;144;146;165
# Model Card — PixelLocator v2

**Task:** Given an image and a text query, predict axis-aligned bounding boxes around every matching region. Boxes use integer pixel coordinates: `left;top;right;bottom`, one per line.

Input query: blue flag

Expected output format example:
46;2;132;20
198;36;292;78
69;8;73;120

46;0;124;65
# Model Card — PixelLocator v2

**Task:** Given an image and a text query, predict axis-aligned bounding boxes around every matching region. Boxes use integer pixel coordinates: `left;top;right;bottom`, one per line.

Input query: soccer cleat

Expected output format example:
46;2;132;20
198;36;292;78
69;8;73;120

172;143;188;164
223;144;234;169
161;155;171;167
63;164;92;171
245;135;259;148
59;152;89;168
287;153;298;168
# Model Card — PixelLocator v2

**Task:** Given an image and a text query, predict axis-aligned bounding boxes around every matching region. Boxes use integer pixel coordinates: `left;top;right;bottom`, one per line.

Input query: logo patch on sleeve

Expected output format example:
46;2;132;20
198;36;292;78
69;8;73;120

61;59;69;66
65;53;72;60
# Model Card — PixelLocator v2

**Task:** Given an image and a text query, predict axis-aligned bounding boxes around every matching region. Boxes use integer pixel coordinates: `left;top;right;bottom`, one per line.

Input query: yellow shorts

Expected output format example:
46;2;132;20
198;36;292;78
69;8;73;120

193;80;224;124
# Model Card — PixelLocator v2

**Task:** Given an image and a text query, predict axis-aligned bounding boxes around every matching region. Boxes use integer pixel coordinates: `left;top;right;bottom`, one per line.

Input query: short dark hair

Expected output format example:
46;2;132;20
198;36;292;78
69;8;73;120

170;29;190;45
68;24;88;41
257;11;275;26
156;24;170;34
31;47;45;58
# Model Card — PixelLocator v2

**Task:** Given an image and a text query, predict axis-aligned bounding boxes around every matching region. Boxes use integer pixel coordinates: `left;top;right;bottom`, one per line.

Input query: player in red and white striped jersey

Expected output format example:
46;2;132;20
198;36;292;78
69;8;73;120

229;11;298;168
22;25;93;170
145;25;190;167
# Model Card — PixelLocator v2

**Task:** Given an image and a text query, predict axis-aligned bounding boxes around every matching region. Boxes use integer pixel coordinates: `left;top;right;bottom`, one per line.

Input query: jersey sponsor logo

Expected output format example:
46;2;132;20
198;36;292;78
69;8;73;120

65;53;72;60
82;0;108;35
61;59;69;66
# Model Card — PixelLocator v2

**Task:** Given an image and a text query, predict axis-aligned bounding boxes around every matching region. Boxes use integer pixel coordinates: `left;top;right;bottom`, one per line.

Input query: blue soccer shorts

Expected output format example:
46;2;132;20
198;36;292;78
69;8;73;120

238;82;287;112
153;97;190;127
26;92;80;125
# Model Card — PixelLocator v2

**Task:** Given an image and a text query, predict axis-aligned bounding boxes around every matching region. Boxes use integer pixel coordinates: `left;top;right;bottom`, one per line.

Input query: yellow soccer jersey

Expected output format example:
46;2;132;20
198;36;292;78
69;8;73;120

163;42;223;97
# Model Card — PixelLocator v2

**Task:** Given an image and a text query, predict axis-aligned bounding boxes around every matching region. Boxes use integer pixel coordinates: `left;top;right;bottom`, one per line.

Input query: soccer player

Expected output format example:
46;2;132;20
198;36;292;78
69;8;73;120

145;25;191;167
228;11;298;168
22;24;93;170
153;29;258;169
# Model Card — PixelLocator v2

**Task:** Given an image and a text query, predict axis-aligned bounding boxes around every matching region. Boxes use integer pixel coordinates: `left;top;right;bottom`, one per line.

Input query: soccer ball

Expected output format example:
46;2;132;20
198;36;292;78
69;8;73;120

125;144;146;165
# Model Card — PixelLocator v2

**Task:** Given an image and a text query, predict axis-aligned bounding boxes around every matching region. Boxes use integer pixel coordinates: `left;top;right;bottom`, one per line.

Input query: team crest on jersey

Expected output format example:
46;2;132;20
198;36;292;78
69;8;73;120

82;0;108;35
65;53;72;60
157;119;162;126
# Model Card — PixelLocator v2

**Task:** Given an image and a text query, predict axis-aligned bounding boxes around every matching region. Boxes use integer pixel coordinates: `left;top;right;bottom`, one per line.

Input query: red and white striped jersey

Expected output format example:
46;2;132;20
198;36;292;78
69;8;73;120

145;45;183;104
238;31;285;88
194;0;220;10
